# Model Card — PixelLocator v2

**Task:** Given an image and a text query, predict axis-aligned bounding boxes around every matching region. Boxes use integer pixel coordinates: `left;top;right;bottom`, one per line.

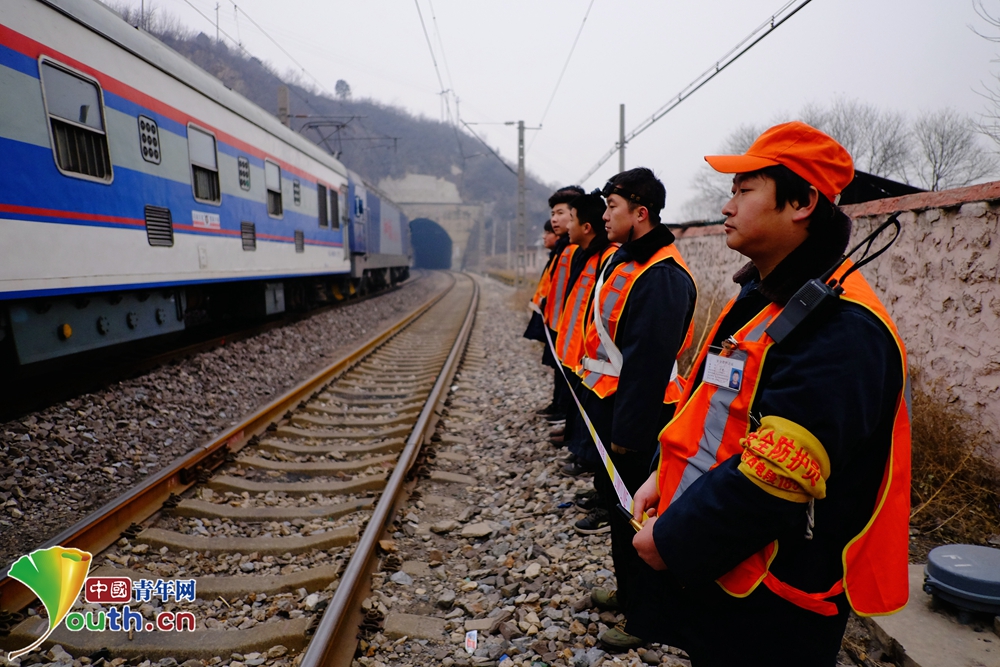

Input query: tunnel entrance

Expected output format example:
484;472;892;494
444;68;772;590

409;218;453;270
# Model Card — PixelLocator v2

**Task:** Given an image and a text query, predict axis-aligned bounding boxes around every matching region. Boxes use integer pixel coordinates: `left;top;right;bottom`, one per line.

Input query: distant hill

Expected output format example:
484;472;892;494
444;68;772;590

115;8;555;256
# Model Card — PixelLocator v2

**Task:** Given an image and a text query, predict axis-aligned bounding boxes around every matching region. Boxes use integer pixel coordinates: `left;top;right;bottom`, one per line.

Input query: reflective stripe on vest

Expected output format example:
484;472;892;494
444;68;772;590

531;258;554;308
654;261;911;617
543;245;578;328
577;244;695;401
556;244;619;367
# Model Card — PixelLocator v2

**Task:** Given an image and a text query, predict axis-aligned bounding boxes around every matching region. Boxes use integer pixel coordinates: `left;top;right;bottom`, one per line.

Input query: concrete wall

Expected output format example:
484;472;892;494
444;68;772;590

671;181;1000;448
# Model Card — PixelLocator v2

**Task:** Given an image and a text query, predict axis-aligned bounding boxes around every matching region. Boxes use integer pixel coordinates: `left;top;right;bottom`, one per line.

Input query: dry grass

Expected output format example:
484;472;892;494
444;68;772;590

908;377;1000;560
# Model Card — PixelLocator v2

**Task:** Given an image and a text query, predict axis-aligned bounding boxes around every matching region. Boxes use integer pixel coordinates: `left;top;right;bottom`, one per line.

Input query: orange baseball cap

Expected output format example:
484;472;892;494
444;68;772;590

704;121;854;203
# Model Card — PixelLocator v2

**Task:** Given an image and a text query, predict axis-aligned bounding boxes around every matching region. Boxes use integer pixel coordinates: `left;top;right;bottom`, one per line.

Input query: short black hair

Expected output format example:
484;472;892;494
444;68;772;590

548;185;585;209
570;194;609;244
737;165;851;256
605;168;665;223
543;220;553;233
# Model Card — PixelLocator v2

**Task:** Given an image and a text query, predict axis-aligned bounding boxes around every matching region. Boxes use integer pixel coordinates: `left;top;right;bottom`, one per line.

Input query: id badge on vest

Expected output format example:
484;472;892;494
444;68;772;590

703;342;746;392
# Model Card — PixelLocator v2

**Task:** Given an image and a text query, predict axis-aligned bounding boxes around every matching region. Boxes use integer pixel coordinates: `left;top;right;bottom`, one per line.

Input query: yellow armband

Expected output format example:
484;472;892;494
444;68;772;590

737;415;830;502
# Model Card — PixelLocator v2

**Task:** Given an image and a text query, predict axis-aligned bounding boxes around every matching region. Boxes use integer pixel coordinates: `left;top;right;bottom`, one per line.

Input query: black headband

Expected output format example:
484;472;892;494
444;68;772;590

601;180;645;206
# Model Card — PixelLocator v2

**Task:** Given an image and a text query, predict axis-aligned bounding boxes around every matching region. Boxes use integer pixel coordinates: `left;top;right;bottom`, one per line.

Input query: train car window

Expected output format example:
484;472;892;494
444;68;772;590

329;189;340;229
294;230;305;253
238;157;251;190
137;115;161;165
241;221;256;251
187;125;220;203
265;160;283;217
39;60;112;182
293;180;301;206
317;184;329;227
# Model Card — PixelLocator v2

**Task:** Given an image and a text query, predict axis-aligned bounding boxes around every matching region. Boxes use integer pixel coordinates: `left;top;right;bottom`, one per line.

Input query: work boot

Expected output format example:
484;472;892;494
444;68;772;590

544;412;567;424
574;507;610;534
574;489;599;511
549;434;566;445
549;426;565;438
535;402;558;416
560;459;592;478
599;620;644;652
589;587;620;611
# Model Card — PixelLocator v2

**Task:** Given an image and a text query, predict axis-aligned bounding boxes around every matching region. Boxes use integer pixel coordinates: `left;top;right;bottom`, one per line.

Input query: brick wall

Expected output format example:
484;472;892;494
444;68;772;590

671;181;1000;451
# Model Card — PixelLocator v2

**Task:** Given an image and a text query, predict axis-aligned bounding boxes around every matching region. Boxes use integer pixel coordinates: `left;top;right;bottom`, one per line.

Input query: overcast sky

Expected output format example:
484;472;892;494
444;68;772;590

119;0;999;220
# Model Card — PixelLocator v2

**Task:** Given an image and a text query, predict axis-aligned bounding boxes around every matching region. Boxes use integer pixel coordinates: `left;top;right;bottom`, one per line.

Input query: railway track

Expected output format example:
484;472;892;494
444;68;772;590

0;272;479;667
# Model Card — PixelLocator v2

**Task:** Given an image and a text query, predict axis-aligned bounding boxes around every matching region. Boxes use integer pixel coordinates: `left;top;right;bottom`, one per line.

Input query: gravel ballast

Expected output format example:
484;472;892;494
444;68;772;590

0;274;446;567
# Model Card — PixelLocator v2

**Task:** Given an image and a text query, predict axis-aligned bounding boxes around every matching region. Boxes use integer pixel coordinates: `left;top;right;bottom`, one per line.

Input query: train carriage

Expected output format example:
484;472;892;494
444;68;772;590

0;0;410;365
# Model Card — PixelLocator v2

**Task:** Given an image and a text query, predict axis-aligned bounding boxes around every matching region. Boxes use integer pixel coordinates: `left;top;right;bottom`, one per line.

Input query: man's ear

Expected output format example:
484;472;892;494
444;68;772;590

790;187;819;222
581;221;593;236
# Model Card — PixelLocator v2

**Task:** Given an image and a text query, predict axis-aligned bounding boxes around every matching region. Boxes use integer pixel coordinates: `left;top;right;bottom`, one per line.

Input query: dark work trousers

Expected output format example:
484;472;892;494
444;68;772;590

565;374;601;469
583;393;655;613
626;564;850;666
598;446;657;614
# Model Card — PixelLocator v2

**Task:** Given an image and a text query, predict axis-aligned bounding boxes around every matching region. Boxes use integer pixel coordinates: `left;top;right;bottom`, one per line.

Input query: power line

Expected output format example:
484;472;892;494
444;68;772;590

428;0;456;98
174;0;323;116
228;2;334;99
578;0;814;184
528;0;596;153
413;0;452;124
461;121;517;176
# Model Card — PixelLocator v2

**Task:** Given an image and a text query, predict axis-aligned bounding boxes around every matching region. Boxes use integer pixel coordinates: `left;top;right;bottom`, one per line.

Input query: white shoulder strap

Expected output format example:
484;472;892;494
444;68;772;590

592;263;623;374
582;261;679;383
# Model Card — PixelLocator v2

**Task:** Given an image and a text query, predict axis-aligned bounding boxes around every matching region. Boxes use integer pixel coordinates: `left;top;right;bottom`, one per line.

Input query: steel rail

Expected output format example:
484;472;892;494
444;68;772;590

0;273;456;614
300;274;480;667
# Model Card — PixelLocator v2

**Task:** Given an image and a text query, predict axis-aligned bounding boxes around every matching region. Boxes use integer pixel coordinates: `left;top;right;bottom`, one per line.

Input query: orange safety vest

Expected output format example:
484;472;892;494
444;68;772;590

542;244;577;329
655;261;911;617
555;243;620;368
531;254;556;308
577;243;695;402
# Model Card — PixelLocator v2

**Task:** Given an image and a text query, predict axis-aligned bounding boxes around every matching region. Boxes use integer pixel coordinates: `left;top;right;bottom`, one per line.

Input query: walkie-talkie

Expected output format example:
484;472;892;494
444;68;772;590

765;213;901;344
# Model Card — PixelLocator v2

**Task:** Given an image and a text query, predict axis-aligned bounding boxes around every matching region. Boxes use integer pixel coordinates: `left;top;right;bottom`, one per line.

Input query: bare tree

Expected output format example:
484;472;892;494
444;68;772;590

335;80;352;100
804;97;911;181
912;108;998;190
972;0;1000;147
680;123;764;220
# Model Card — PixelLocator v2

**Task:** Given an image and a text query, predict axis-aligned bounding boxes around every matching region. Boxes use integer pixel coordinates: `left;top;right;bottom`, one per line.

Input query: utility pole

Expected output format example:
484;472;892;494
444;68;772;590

516;120;526;288
618;104;625;173
215;3;220;42
506;218;511;270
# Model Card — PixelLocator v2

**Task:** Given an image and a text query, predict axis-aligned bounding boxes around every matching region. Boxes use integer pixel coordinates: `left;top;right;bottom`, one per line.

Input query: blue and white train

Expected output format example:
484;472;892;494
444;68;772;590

0;0;411;366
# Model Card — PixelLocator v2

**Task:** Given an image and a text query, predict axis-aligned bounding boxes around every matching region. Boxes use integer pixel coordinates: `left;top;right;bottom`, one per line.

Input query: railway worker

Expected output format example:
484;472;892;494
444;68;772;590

573;167;697;650
553;192;618;479
629;122;910;667
522;220;560;345
537;186;585;423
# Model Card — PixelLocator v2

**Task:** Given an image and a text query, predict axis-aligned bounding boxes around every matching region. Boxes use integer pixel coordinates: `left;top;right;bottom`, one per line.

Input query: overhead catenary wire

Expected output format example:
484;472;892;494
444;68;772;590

173;0;323;116
577;0;814;184
413;0;453;124
228;2;335;99
461;121;518;176
527;0;597;154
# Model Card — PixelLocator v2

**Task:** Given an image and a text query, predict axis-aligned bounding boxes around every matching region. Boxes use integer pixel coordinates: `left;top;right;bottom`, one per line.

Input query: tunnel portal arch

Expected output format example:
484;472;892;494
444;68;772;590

409;218;453;270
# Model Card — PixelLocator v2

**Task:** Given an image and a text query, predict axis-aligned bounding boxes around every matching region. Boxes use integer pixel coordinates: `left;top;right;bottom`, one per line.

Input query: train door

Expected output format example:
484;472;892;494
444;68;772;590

348;179;367;254
366;193;381;255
